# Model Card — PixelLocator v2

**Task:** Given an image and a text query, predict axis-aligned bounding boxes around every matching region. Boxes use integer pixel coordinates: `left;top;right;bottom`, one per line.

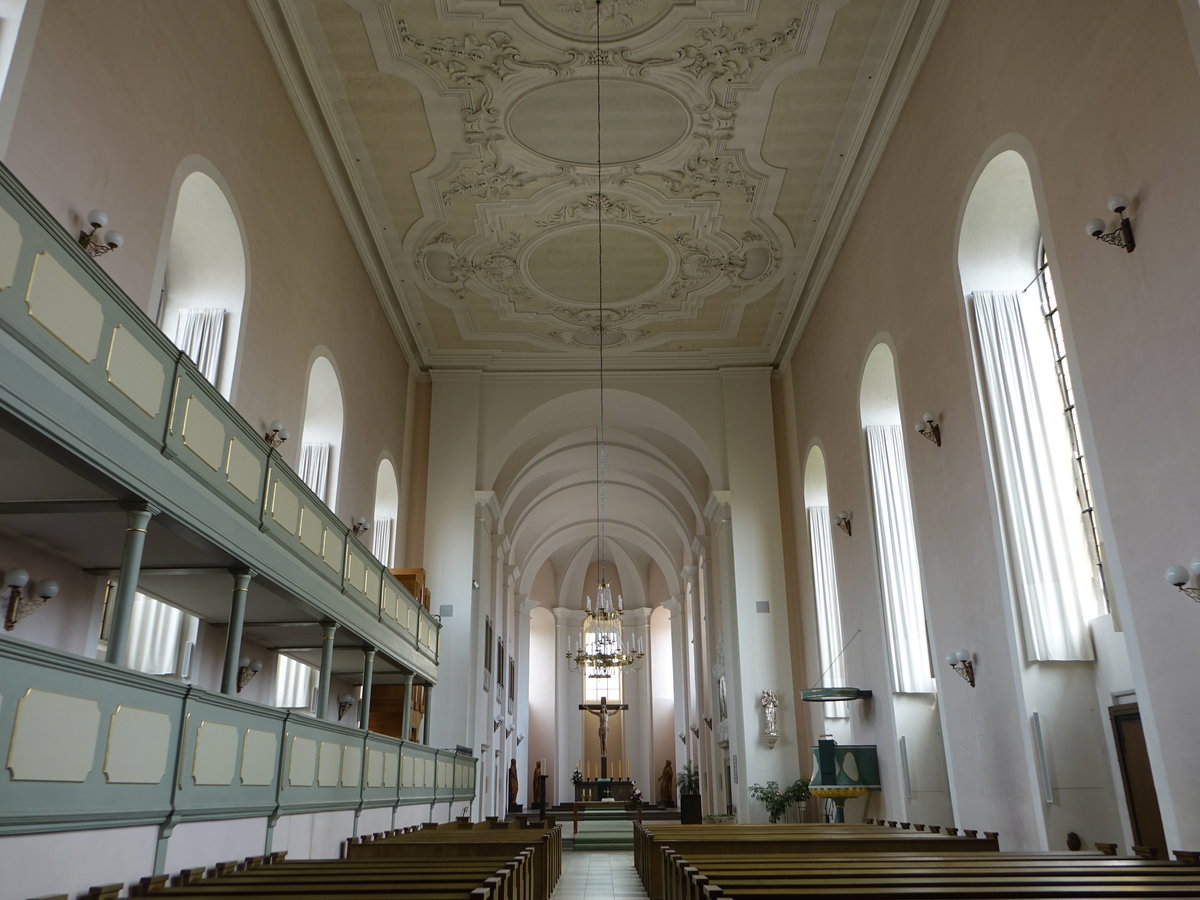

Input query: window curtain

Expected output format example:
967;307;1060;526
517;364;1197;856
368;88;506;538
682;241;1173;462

970;290;1101;660
126;592;184;675
372;516;395;567
174;307;225;384
807;507;848;717
299;442;331;502
274;655;317;709
865;425;934;692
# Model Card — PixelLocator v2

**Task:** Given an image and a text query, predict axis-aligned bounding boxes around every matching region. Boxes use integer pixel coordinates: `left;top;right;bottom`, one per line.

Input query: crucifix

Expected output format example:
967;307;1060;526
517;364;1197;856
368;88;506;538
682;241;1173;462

579;695;628;778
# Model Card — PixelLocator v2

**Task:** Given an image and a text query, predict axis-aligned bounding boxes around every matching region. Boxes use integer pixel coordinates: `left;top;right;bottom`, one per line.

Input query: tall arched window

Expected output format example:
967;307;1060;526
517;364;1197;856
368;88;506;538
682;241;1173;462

860;343;932;693
159;171;247;399
372;458;399;566
803;446;848;718
959;151;1105;661
299;356;344;507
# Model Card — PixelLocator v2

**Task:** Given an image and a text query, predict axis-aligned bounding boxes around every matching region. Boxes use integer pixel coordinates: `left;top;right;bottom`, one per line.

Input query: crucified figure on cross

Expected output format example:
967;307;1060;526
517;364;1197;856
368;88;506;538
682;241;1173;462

579;696;628;766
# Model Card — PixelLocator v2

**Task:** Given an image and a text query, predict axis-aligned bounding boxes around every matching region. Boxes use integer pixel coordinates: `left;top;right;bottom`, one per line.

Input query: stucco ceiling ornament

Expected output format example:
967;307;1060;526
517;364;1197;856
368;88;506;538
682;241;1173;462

534;193;664;228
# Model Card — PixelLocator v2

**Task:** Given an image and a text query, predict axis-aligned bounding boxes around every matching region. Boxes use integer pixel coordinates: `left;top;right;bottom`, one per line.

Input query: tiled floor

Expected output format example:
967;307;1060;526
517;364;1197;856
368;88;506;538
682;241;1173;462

551;850;648;899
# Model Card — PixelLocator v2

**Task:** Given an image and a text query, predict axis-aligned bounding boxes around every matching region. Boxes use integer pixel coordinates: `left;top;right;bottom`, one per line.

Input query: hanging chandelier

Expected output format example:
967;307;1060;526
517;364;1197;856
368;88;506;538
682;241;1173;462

564;2;644;679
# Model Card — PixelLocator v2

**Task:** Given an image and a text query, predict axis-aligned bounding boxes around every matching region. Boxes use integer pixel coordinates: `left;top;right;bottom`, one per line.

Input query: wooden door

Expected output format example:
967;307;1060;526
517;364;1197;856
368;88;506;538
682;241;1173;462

1109;703;1166;857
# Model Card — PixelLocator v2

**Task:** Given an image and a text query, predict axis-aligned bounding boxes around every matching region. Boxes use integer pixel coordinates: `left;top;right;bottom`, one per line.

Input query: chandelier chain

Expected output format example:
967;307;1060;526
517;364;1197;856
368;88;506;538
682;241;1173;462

595;0;607;588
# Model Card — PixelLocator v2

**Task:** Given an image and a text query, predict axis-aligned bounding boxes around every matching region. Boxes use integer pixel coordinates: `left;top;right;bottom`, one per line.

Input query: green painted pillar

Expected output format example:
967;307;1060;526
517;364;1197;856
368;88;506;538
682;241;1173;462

422;684;434;744
400;672;415;742
220;568;255;694
316;622;338;720
105;503;160;666
359;647;376;730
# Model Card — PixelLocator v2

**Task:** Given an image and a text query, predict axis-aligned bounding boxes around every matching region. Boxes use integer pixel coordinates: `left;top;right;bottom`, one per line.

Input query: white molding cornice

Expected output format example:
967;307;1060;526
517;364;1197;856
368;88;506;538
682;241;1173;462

704;490;733;520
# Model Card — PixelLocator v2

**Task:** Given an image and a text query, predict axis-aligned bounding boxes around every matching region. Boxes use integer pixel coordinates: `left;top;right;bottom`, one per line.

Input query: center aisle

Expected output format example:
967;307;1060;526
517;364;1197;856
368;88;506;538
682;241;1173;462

549;850;649;900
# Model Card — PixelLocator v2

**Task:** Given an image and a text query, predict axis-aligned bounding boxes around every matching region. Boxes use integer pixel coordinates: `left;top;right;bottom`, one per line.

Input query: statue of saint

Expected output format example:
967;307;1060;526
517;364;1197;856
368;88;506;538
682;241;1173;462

658;758;675;805
761;689;779;736
508;758;518;808
532;760;544;806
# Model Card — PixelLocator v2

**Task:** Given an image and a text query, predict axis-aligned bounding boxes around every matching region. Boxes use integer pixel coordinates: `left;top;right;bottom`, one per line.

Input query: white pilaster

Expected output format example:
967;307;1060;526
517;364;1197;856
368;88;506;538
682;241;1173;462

553;607;584;805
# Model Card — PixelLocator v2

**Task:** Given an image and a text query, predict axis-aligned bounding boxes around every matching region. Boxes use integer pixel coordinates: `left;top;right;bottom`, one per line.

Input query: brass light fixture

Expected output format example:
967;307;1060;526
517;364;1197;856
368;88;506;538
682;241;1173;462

337;693;356;720
78;209;125;258
834;510;852;536
945;649;976;687
263;420;290;448
1085;194;1135;253
915;411;941;446
351;517;370;536
236;656;264;692
3;567;60;631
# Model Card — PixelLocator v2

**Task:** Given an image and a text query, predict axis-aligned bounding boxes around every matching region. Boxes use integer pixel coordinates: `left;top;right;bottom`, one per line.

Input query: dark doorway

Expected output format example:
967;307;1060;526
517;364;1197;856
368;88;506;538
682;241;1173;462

1109;703;1166;858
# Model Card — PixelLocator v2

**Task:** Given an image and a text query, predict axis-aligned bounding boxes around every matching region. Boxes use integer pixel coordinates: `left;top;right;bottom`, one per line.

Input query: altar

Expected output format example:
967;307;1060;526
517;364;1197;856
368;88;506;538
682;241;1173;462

573;778;635;802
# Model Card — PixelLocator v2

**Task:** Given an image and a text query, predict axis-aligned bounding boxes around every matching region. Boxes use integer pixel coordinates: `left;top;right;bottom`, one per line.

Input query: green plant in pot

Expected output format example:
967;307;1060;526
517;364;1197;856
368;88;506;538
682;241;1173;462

676;761;702;824
747;776;811;823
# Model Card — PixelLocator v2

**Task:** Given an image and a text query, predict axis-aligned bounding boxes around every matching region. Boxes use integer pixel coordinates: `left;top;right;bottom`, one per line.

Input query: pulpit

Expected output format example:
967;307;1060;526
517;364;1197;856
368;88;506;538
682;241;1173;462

809;737;880;822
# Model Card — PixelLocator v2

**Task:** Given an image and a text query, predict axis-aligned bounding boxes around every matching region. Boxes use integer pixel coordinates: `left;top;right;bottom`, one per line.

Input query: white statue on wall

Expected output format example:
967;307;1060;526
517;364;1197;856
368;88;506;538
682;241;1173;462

761;690;779;738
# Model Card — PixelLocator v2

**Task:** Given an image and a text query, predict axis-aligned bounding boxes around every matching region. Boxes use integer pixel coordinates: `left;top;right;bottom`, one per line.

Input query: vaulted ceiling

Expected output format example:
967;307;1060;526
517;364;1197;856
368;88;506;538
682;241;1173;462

255;0;944;372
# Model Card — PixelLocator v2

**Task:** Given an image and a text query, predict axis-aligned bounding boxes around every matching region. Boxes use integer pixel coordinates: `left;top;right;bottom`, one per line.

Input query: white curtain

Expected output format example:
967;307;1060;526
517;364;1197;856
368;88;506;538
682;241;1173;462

174;307;225;384
274;655;317;709
299;442;331;501
372;516;395;567
970;290;1101;660
807;507;848;717
865;425;933;693
126;592;184;675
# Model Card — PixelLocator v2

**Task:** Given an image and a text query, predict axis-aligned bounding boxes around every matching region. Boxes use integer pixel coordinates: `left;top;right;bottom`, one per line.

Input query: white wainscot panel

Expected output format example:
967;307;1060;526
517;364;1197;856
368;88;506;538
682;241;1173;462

424;759;434;787
365;749;383;788
289;736;316;787
341;745;361;787
270;479;301;535
105;325;165;416
321;530;341;572
225;439;262;502
7;689;100;781
181;396;226;471
317;742;341;787
25;252;103;362
383;751;397;788
0;208;21;291
104;706;171;784
192;721;238;785
401;755;413;787
241;729;277;786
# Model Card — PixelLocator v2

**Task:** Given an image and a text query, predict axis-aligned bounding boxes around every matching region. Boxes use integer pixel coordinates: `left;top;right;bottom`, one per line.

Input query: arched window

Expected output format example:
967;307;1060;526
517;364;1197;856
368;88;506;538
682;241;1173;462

959;151;1105;661
372;458;399;566
299;356;344;507
803;446;848;718
860;343;932;693
159;171;247;399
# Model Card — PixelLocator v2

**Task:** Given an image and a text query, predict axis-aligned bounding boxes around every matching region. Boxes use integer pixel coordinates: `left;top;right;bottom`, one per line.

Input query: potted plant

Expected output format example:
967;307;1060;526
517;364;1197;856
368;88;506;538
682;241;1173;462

676;761;703;824
748;776;811;823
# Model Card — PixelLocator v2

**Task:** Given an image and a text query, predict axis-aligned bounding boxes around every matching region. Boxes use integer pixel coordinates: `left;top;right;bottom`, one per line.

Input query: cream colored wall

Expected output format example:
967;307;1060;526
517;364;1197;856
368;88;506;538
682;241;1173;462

2;0;413;527
777;0;1200;850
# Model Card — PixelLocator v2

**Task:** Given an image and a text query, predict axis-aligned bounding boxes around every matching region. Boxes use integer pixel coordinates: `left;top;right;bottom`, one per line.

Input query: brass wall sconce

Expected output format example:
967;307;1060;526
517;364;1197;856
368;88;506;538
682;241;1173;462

493;716;503;732
337;693;355;720
263;420;289;448
1164;561;1200;602
915;411;941;446
78;209;125;258
703;716;712;730
236;656;264;692
4;567;60;631
678;731;687;745
834;511;852;536
1085;194;1135;253
505;726;513;739
351;517;369;536
515;733;525;746
689;725;700;739
945;649;975;687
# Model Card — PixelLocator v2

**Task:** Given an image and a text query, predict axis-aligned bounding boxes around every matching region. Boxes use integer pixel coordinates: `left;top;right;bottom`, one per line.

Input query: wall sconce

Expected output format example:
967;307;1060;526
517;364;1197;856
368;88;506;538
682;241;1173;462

337;693;356;721
236;657;264;692
78;209;125;258
493;716;503;732
3;568;60;631
1163;561;1200;602
263;420;289;448
834;511;852;536
515;733;525;746
678;731;687;745
945;649;975;687
1085;194;1135;253
703;716;712;730
505;726;513;738
915;411;941;446
351;517;370;536
690;725;700;739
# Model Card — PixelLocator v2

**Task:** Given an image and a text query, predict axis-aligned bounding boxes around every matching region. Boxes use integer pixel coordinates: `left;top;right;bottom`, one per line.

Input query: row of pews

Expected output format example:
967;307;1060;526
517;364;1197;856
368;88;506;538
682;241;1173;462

28;819;562;900
635;821;1200;900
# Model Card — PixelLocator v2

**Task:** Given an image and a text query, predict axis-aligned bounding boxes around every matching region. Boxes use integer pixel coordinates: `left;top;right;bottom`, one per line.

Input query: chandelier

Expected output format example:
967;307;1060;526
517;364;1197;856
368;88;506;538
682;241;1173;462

563;2;644;679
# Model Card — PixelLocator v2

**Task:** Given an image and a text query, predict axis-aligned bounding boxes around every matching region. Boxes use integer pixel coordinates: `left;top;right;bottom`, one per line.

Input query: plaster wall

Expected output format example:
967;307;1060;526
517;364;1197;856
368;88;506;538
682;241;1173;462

776;0;1200;849
0;824;157;900
1;0;413;524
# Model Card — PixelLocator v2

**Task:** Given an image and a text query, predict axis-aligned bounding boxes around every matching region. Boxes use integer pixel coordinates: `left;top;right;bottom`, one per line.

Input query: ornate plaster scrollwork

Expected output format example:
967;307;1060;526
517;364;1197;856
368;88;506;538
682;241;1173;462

534;193;663;228
666;230;777;298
